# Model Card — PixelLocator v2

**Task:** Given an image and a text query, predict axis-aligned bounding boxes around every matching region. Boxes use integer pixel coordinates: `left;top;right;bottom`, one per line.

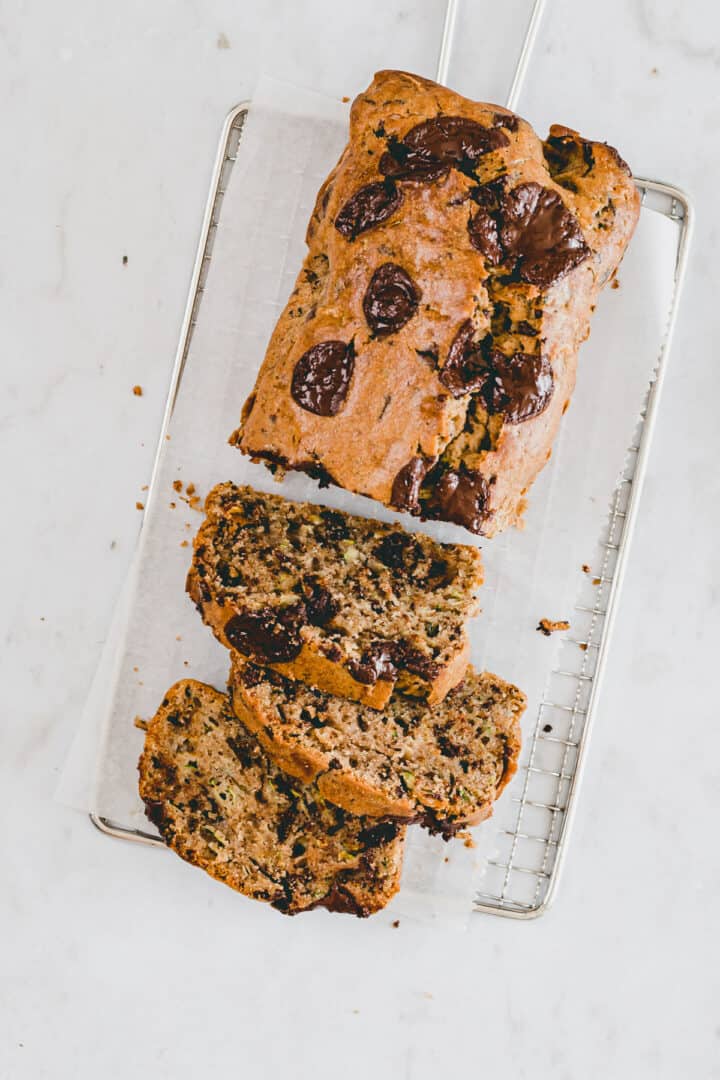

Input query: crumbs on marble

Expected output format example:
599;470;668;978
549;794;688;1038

537;618;570;636
611;278;620;290
543;723;553;733
136;501;144;511
593;577;602;586
391;919;400;928
180;539;189;547
342;95;350;103
582;563;591;573
122;255;128;266
217;31;230;49
133;385;143;396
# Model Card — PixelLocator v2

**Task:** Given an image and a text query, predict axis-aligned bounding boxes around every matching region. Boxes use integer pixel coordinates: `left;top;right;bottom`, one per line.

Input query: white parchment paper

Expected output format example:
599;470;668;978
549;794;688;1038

58;77;679;927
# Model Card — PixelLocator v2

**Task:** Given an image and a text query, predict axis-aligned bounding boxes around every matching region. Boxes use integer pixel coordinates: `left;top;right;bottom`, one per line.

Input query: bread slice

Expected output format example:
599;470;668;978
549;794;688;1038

228;657;525;834
187;482;483;709
137;680;405;916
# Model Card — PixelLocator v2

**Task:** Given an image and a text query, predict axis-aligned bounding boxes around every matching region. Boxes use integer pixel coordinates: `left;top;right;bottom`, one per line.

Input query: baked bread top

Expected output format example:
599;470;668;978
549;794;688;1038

137;680;405;916
229;657;525;834
234;69;640;535
187;482;482;709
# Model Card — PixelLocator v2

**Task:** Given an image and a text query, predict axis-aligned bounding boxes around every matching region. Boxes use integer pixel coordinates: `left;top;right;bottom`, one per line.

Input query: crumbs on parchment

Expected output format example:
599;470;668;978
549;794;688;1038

172;479;202;511
133;385;142;396
536;618;570;636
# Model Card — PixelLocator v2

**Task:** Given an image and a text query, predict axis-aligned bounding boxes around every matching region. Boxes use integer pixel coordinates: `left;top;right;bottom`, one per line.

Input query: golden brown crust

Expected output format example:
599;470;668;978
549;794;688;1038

234;70;641;536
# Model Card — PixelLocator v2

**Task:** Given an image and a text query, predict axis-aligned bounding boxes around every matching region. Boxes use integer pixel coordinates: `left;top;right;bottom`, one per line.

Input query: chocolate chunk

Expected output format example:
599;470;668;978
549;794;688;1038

143;799;166;829
439;320;490;398
493;112;519;132
373;531;423;573
543;134;595;178
334;180;403;239
348;642;397;684
226;735;256;770
291;341;354;416
483;350;554;423
381;116;508;182
224;603;306;663
380;142;449;182
516;320;539;336
348;639;439;685
316;884;368;917
318;508;350;541
390;456;431;512
499;182;590;287
467;207;503;264
357;821;401;848
362;263;420;336
425;467;490;534
300;576;339;626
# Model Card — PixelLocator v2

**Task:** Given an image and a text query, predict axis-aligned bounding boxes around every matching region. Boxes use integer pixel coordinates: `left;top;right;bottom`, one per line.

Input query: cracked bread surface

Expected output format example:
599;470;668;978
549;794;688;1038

137;680;406;916
187;482;482;709
234;69;641;536
229;657;525;834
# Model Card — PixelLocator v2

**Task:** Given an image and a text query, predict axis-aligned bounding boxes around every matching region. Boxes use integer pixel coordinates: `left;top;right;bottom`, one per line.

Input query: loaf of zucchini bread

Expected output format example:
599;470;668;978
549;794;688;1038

138;680;406;916
187;483;482;709
229;656;525;835
233;69;640;535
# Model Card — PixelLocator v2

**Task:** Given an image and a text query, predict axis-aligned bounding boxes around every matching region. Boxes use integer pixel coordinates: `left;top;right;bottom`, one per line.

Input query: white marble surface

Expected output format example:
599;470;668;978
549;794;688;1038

2;1;719;1076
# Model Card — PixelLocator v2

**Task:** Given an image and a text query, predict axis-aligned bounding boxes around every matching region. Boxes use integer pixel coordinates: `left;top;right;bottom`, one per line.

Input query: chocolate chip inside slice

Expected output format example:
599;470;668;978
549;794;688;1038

425;467;490;534
300;576;339;626
483;350;554;423
439;320;490;398
225;604;306;663
291;341;354;417
499;182;591;288
348;640;438;686
363;263;420;336
334;181;403;239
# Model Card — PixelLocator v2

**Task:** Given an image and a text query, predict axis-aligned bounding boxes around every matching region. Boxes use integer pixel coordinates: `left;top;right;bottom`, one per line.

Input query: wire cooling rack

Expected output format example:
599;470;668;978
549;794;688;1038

90;2;693;918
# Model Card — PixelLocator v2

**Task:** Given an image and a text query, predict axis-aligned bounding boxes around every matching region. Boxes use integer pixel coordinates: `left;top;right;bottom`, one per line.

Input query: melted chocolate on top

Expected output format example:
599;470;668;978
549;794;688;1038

425;467;490;534
380;115;508;181
499;182;591;287
291;341;354;417
334;180;403;239
483;349;554;423
439;320;490;398
390;456;431;512
363;263;420;336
